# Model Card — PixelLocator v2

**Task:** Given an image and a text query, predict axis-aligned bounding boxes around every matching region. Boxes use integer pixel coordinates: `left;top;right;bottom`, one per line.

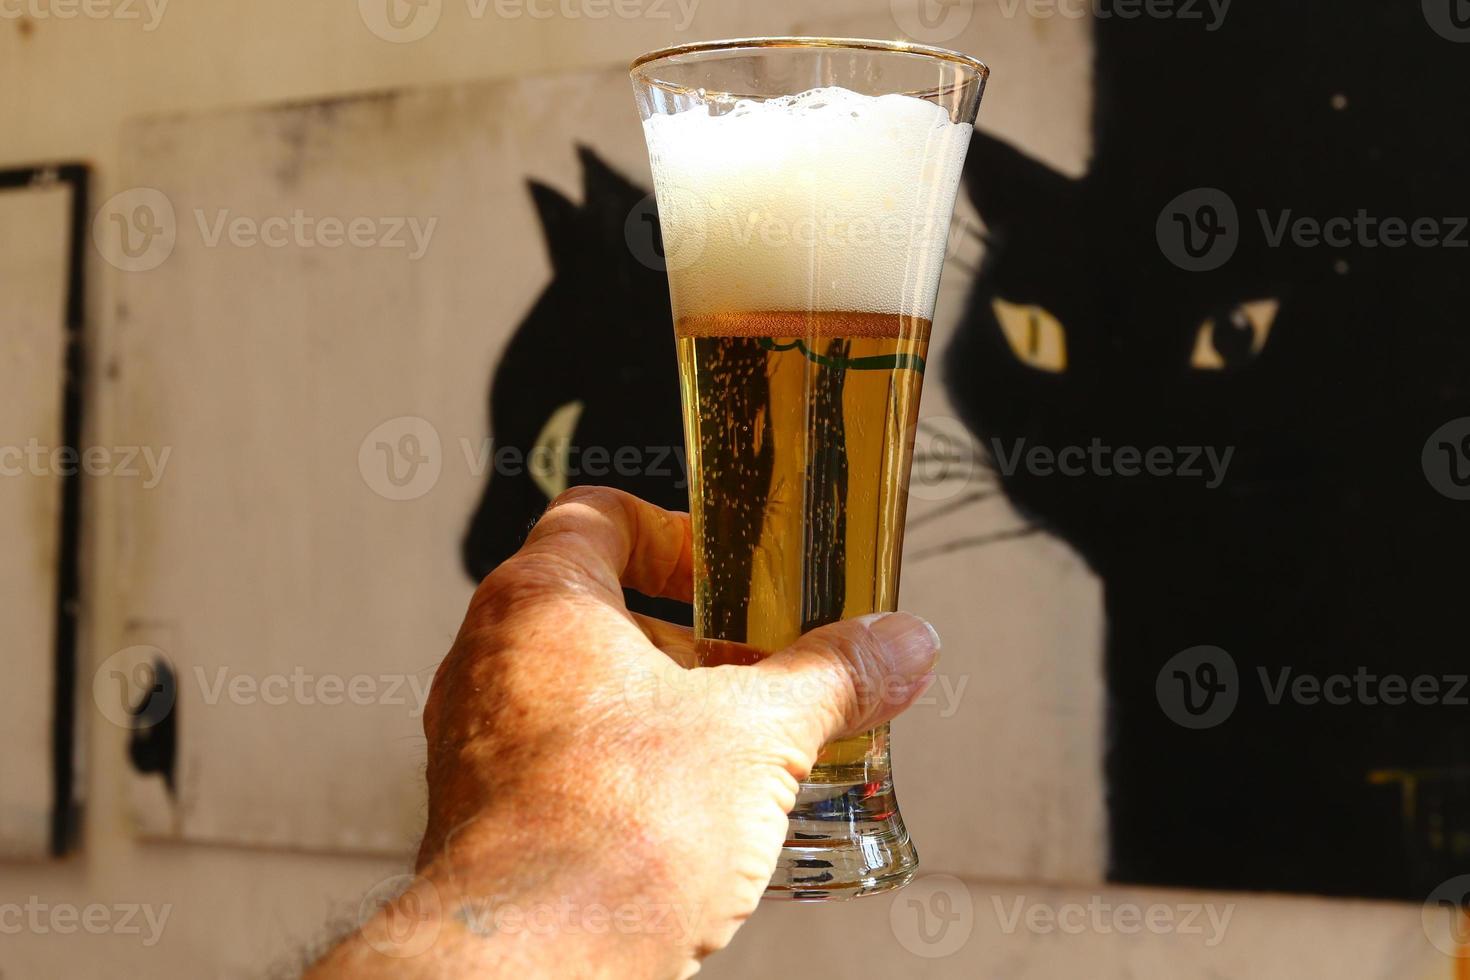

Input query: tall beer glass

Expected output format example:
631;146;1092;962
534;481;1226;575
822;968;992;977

630;38;987;900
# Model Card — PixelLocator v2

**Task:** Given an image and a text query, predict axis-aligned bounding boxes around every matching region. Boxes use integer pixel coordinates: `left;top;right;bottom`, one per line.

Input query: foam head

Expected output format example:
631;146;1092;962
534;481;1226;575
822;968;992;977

642;86;972;322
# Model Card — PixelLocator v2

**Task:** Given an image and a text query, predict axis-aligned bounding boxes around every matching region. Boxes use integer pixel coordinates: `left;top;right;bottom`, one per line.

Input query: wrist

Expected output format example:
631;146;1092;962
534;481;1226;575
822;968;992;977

412;805;698;979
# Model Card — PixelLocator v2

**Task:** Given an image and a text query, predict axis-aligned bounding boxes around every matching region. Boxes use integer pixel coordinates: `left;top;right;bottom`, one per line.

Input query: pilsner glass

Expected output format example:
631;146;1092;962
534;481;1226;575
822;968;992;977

630;37;987;900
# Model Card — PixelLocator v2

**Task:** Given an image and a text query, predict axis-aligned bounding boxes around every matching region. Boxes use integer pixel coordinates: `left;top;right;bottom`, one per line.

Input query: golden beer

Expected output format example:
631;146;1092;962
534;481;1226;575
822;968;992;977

676;311;929;780
632;36;987;898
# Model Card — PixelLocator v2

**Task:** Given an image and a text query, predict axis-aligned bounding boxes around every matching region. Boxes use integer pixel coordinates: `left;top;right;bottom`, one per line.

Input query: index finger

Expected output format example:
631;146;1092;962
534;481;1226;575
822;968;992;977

517;486;693;604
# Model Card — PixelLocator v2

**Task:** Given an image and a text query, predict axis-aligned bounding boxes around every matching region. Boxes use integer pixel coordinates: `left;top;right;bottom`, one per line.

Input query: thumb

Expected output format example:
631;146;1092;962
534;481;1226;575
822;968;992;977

750;612;940;761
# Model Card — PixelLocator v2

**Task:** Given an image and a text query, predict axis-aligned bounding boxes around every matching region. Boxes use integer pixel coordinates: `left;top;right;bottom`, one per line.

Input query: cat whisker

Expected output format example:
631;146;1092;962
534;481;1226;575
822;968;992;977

911;450;994;472
907;489;997;529
906;524;1043;562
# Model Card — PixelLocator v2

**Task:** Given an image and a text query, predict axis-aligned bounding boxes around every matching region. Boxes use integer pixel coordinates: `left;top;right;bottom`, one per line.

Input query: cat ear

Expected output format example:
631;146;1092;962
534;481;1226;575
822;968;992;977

576;144;644;201
527;179;579;269
964;130;1085;242
575;145;651;250
963;131;1089;300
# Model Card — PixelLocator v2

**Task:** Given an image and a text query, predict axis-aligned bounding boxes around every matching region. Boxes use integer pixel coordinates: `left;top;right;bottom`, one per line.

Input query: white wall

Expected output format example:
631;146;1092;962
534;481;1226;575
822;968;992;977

0;1;1442;977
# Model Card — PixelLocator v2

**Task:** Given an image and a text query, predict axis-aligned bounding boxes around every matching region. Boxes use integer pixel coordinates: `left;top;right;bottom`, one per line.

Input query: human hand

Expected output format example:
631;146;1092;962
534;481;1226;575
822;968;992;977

310;486;940;979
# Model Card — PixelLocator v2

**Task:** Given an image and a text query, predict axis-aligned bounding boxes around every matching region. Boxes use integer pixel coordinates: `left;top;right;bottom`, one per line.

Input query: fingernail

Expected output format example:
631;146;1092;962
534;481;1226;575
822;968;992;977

867;612;941;675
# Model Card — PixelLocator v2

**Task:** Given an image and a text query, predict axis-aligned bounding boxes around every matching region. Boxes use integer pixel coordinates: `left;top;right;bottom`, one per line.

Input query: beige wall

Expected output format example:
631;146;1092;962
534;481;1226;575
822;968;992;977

0;1;1442;977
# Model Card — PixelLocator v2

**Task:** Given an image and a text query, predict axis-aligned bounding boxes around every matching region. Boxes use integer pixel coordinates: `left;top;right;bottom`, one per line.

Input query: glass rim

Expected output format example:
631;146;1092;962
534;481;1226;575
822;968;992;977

629;35;990;79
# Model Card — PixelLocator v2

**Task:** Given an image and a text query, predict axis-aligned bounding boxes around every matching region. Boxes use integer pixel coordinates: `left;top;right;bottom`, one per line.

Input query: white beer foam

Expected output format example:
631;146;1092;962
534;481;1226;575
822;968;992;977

643;86;972;320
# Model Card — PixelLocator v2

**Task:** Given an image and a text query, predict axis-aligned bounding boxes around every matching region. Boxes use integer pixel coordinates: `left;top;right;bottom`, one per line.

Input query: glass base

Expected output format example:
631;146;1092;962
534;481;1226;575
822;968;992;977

763;774;918;901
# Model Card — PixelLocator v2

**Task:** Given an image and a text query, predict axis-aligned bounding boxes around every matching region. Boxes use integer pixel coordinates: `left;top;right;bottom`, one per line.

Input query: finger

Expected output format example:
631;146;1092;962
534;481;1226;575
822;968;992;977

631;616;768;671
631;615;700;669
517;486;693;603
750;612;941;758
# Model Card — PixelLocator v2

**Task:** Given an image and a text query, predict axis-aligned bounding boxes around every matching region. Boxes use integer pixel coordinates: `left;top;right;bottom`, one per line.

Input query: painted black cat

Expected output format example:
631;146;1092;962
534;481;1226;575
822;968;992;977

462;147;691;624
951;2;1470;898
467;3;1470;899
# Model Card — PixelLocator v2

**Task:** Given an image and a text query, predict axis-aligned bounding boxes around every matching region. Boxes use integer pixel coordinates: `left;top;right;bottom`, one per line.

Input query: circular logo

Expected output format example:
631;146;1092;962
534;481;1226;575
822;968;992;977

890;0;974;44
1423;0;1470;42
624;189;705;274
905;415;982;502
93;645;178;730
1156;645;1238;729
358;0;441;42
93;188;176;272
1422;417;1470;500
358;874;443;957
358;416;442;501
1423;874;1470;957
890;873;974;957
619;659;710;730
1156;187;1239;272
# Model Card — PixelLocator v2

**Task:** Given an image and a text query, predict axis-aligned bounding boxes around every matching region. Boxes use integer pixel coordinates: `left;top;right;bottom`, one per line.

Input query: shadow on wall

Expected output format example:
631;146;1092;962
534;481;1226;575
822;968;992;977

465;0;1470;901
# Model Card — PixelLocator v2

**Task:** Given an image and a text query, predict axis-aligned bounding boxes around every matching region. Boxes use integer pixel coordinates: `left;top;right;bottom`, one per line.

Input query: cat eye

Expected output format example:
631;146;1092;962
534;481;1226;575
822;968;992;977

991;298;1067;373
529;399;584;499
1190;299;1279;370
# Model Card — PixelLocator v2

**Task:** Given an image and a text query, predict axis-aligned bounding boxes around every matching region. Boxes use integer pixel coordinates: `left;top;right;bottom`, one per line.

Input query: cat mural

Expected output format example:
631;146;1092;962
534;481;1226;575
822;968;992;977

466;2;1470;899
462;147;690;624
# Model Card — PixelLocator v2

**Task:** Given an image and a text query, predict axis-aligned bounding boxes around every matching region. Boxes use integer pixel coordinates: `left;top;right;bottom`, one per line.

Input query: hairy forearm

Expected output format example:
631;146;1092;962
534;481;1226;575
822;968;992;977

305;489;940;977
306;811;694;980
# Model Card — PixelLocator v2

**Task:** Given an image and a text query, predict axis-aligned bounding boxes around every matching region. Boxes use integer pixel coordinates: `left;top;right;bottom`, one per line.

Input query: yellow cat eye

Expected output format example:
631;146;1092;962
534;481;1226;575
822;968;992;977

529;399;584;500
992;297;1067;373
1191;298;1279;370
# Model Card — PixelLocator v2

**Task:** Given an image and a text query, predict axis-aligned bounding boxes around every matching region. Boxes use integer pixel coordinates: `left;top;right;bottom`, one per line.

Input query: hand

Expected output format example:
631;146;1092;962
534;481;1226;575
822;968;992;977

309;486;941;979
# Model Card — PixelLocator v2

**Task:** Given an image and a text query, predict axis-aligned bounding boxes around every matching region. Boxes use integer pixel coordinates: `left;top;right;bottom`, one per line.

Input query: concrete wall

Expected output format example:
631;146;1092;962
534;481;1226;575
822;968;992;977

0;1;1442;976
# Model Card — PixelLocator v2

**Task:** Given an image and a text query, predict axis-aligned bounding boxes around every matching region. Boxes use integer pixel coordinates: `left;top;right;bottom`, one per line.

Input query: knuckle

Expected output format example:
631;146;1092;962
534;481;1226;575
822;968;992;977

471;552;586;621
547;484;624;515
808;627;887;722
